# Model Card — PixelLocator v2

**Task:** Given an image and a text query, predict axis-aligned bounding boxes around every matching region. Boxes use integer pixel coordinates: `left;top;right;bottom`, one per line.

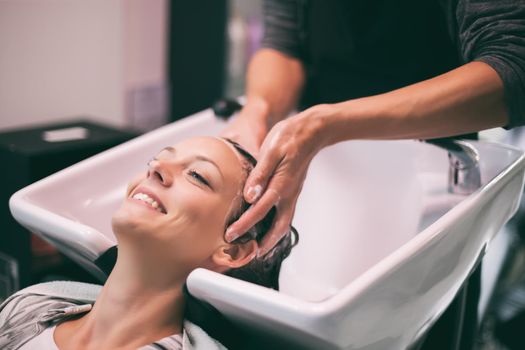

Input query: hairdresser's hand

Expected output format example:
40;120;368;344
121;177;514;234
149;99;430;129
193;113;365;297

225;106;328;256
220;97;271;156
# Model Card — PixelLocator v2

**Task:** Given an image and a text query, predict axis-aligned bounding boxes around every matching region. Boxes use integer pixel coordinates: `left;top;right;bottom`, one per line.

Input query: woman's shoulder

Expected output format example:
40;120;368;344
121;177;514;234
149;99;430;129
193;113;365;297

11;280;102;301
0;281;101;326
0;280;100;321
0;281;101;350
182;320;228;350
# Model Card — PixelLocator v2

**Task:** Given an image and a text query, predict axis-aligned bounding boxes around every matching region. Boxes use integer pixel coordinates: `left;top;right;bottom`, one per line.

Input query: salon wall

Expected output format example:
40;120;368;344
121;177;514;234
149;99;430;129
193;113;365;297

0;0;167;131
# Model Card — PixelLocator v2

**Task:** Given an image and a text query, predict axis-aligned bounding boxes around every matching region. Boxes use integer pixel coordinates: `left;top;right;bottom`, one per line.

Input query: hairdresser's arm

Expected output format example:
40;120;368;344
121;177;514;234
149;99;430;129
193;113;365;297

225;61;509;254
220;48;305;154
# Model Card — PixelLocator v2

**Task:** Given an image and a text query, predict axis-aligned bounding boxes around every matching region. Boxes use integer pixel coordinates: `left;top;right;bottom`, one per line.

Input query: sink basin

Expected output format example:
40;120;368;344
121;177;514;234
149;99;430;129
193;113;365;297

9;109;525;349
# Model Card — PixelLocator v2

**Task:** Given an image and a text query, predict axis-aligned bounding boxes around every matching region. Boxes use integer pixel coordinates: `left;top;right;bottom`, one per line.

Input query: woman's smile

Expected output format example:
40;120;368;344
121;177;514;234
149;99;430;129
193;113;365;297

129;186;167;214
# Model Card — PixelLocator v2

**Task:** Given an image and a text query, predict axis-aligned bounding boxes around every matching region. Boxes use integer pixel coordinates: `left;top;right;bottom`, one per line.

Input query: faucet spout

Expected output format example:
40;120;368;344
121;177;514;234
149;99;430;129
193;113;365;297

424;139;481;195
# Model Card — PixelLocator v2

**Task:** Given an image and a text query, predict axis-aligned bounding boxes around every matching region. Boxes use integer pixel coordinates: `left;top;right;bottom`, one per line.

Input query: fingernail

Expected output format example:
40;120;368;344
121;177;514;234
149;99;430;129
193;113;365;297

246;184;262;202
225;227;239;242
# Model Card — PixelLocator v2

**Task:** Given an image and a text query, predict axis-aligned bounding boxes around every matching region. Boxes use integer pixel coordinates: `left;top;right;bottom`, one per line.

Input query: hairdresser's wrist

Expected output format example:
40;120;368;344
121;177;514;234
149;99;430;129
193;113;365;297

314;98;388;147
240;95;271;126
300;103;343;153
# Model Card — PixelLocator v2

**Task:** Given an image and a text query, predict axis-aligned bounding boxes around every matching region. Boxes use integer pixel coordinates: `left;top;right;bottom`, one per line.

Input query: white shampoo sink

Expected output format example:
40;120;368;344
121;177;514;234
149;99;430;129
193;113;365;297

9;109;525;349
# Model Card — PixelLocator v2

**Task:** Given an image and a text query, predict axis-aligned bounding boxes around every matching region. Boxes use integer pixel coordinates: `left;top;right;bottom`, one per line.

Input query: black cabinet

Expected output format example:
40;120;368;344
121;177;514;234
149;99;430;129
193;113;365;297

0;120;137;287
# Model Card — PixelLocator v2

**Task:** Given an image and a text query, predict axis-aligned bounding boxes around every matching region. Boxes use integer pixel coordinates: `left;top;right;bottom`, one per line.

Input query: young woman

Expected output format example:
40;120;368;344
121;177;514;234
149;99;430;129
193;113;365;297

0;136;297;350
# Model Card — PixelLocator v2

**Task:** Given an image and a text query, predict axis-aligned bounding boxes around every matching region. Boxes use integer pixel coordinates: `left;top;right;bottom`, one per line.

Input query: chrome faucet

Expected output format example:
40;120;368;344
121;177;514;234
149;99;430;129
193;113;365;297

424;139;481;195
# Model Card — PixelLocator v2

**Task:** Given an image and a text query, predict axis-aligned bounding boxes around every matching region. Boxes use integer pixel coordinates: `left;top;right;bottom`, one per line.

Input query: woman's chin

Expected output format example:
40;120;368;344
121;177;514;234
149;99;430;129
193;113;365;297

111;204;156;237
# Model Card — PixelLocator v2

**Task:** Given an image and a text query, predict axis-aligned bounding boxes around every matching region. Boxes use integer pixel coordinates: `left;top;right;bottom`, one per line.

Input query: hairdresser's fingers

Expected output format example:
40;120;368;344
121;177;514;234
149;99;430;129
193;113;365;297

256;167;305;256
225;188;281;242
220;116;265;156
220;98;270;155
243;139;285;204
244;116;300;204
257;201;296;257
228;110;324;243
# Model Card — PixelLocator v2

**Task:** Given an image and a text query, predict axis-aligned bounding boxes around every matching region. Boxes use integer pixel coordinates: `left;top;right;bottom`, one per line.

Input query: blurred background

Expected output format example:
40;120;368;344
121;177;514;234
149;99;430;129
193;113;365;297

0;0;261;132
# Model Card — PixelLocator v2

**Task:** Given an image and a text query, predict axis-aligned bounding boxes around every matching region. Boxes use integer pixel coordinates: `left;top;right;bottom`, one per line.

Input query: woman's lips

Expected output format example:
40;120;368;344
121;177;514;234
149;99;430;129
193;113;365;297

130;186;167;214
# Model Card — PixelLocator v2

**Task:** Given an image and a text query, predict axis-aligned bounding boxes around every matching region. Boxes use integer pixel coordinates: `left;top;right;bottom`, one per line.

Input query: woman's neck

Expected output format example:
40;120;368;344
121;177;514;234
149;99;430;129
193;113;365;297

56;255;185;350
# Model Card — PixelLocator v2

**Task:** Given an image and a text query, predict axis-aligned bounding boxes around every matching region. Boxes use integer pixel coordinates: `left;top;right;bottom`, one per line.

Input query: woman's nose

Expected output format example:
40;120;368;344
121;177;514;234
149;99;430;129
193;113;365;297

147;159;173;186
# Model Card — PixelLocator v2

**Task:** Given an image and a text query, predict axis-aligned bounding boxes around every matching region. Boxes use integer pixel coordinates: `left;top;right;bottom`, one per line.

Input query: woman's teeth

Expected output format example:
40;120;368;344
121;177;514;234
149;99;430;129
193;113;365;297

132;193;165;213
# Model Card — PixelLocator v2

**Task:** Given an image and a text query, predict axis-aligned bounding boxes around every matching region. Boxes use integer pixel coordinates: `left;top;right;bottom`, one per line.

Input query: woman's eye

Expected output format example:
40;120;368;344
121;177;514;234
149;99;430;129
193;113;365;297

188;169;210;187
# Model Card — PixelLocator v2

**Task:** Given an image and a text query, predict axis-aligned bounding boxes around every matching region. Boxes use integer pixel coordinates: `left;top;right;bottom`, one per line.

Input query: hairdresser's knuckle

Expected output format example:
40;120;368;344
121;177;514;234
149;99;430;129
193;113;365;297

267;191;280;203
267;179;283;193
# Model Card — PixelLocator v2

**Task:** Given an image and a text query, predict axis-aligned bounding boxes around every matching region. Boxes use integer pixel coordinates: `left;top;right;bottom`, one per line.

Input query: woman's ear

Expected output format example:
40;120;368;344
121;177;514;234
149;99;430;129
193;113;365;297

211;240;258;271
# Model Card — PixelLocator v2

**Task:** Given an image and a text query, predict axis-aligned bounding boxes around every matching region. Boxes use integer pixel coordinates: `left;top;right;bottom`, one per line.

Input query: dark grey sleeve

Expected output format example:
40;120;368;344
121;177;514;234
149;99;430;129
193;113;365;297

260;0;305;60
455;0;525;128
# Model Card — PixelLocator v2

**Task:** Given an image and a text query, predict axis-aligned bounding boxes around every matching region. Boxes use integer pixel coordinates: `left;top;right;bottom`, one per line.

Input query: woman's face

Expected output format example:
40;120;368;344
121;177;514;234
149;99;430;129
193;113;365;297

111;136;251;278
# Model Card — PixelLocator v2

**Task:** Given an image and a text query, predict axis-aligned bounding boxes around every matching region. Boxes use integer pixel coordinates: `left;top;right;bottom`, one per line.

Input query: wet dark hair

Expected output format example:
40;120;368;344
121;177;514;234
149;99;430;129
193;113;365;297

222;138;298;290
183;138;299;349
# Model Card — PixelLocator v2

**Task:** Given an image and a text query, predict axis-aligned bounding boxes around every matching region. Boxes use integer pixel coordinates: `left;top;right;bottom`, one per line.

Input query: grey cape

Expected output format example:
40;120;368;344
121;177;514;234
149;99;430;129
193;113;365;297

0;281;227;350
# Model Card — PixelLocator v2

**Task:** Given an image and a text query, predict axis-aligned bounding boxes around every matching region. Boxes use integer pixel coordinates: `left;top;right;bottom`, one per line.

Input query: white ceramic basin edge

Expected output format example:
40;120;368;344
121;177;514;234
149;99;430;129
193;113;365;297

187;141;525;349
8;106;525;350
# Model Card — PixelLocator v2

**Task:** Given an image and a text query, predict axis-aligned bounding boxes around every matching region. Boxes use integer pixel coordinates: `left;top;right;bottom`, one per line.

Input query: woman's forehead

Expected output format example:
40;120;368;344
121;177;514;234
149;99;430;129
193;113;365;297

171;136;245;175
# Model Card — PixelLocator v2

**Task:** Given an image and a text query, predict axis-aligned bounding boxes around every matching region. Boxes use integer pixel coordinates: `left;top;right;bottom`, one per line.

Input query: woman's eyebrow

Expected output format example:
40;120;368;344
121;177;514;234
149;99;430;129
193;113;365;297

161;146;176;153
194;155;224;181
158;146;224;181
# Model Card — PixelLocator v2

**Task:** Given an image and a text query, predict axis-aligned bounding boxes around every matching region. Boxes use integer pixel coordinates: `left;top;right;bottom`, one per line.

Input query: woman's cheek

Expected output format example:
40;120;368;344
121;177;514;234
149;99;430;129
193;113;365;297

126;172;146;197
180;193;230;244
177;186;225;221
